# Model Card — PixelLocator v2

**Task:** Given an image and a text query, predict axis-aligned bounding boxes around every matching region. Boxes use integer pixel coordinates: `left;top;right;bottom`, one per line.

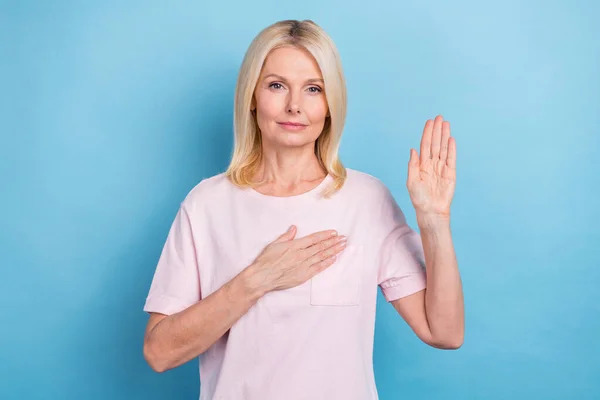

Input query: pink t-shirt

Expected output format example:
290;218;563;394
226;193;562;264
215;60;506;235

143;168;427;400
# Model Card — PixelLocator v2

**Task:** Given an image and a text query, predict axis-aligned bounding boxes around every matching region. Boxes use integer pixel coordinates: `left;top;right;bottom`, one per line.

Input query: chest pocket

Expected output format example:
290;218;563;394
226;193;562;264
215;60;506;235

310;244;364;306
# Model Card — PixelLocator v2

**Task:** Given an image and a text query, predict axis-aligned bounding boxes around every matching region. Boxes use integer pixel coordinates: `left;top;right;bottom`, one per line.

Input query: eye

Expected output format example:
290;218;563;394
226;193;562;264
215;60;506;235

269;82;284;90
308;86;322;93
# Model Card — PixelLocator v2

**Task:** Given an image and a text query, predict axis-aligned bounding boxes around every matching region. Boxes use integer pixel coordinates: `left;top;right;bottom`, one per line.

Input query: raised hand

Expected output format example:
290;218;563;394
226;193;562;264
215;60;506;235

407;115;457;218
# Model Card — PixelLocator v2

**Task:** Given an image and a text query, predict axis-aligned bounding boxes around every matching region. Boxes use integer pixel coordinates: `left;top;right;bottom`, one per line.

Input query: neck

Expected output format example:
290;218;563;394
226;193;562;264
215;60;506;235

255;144;326;186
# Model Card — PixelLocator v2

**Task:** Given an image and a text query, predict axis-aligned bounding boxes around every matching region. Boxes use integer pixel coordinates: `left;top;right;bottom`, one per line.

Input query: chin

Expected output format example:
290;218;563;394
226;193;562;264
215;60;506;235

265;132;317;149
279;136;315;148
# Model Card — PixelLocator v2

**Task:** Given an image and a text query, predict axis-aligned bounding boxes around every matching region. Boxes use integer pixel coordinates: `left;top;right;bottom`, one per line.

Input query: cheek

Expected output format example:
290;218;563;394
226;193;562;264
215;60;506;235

254;94;283;138
305;97;329;122
256;92;283;120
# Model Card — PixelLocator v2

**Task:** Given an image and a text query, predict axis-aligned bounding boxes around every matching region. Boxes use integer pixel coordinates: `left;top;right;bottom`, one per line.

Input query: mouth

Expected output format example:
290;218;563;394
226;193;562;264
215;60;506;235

277;121;308;131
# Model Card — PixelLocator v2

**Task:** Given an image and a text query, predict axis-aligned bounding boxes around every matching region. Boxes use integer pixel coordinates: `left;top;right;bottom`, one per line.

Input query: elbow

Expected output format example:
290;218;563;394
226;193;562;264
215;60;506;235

427;333;464;350
143;339;171;373
438;338;463;350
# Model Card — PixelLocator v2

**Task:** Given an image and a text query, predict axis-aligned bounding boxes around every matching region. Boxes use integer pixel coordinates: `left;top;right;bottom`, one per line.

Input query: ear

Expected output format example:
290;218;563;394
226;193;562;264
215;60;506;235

250;96;256;111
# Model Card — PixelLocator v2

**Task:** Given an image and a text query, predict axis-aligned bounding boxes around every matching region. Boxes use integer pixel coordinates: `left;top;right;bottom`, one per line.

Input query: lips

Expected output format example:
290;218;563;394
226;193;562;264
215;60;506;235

277;121;308;131
278;122;307;127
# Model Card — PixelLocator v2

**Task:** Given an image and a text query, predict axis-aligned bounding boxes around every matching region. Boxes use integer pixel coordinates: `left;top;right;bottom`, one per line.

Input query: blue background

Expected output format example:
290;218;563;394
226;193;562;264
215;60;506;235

2;0;599;399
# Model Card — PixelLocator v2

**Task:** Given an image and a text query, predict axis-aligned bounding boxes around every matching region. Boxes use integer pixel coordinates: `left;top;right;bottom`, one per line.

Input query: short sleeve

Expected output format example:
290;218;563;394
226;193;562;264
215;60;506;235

143;203;201;315
376;185;427;302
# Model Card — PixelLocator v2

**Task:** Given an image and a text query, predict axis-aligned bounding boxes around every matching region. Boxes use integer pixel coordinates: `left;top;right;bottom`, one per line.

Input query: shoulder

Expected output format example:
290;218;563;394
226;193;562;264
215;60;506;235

178;169;394;208
345;169;410;228
343;168;393;203
179;172;232;211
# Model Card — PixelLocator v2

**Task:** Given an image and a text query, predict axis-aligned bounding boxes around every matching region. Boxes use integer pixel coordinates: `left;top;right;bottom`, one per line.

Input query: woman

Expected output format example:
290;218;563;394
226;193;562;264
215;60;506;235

142;19;464;400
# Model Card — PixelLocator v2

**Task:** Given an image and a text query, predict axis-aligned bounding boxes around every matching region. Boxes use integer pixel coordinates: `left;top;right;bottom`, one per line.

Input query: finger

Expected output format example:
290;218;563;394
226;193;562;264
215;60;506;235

407;148;419;183
292;229;338;249
439;121;450;162
300;234;347;259
309;253;339;275
431;115;443;159
303;239;348;268
272;225;297;243
420;119;433;163
446;136;457;169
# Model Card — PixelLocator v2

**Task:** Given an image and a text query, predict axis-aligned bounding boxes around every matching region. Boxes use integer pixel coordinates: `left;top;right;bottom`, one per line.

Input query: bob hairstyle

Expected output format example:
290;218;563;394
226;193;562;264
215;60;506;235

224;19;347;198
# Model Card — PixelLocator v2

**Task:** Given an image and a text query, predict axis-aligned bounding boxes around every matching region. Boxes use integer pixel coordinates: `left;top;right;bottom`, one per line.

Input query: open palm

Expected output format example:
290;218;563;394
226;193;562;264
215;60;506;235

407;115;456;218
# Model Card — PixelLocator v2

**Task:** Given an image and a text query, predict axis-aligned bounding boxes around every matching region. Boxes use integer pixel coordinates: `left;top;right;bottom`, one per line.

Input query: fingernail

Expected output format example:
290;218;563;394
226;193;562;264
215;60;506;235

331;231;338;236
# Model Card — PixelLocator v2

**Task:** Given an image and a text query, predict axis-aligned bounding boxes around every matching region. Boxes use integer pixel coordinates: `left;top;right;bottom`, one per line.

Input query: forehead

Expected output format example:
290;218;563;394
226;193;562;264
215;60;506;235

260;46;323;79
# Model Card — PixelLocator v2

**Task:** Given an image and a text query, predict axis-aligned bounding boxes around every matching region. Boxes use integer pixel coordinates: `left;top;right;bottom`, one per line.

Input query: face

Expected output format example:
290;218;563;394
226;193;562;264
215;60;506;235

253;46;329;150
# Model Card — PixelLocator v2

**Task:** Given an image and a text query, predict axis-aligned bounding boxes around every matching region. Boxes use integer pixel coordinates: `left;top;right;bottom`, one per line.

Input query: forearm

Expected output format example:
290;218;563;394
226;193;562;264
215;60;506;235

144;267;265;372
417;214;464;347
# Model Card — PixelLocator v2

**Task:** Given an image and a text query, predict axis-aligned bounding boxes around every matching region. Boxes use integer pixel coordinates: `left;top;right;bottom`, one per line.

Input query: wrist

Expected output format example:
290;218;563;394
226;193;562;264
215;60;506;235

416;212;451;231
237;264;270;302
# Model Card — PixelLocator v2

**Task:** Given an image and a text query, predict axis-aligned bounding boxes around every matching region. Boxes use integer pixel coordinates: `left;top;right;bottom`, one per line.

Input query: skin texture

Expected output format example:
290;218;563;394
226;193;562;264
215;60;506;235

392;115;464;350
250;45;330;195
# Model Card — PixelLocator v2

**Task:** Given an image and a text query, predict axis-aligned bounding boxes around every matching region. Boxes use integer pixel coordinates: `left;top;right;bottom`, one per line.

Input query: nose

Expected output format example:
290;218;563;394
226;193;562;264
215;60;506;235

286;92;301;114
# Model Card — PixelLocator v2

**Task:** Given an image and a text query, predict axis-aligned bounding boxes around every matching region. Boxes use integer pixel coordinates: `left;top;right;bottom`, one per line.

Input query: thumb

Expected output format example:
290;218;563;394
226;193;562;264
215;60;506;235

273;225;297;243
407;148;419;182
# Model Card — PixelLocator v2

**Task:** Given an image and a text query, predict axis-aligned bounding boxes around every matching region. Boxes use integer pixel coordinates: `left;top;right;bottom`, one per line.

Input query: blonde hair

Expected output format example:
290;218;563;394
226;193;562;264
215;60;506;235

224;19;347;198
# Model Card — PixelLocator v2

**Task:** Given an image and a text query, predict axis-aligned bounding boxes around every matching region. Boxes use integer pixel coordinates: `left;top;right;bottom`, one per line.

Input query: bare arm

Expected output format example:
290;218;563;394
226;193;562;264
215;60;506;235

143;267;263;372
391;215;464;349
394;116;463;349
143;226;347;372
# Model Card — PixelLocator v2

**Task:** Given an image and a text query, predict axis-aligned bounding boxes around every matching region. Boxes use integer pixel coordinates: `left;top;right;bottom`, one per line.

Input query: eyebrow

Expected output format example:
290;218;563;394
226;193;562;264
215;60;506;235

262;73;324;84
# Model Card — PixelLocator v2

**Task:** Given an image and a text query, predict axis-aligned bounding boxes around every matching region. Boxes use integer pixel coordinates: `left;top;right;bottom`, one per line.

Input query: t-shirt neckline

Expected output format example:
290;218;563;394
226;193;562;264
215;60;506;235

245;173;333;204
